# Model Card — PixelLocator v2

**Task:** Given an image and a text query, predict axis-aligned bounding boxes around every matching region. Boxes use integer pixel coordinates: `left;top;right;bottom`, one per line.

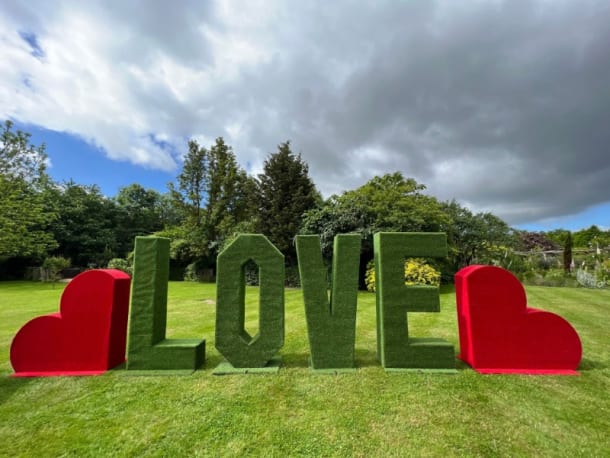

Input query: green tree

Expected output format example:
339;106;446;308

545;228;571;248
441;200;514;273
563;231;573;273
204;137;257;254
573;225;610;248
169;139;208;227
114;183;164;254
42;255;70;287
300;196;371;258
0;175;57;258
1;120;48;186
257;141;320;263
165;137;256;274
302;172;447;257
107;257;132;275
49;181;119;266
0;120;57;259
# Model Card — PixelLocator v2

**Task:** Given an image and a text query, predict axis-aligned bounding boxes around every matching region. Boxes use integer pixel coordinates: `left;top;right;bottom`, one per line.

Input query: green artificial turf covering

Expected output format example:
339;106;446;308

296;234;360;369
215;234;284;368
126;237;205;371
374;232;455;371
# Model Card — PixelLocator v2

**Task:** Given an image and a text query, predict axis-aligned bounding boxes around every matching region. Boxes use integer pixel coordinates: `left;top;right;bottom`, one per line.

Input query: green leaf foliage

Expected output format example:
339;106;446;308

167;137;256;265
257;141;320;264
440;200;515;275
113;184;165;254
572;225;610;248
107;258;132;275
301;172;451;284
302;172;449;247
41;255;70;284
0;121;57;259
47;181;120;267
1;120;48;186
563;231;573;273
0;175;57;258
365;257;441;292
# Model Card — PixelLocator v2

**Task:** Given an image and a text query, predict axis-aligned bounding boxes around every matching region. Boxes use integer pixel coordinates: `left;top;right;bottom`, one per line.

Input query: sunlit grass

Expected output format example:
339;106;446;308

1;281;609;456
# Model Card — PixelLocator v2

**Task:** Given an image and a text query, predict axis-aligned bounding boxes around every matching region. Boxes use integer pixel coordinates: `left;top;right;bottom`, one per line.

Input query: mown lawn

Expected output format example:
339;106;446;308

0;280;609;457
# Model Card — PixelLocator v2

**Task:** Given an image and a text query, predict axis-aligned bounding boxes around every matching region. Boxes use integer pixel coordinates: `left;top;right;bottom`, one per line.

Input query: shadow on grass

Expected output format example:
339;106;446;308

455;358;471;371
279;349;474;371
355;348;379;368
578;357;607;371
279;351;310;368
201;353;224;371
0;375;31;405
278;349;382;369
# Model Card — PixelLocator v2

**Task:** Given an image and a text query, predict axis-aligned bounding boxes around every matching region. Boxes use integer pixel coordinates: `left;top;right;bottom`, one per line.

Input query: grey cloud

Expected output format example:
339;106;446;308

99;1;214;68
2;0;610;225
222;0;610;224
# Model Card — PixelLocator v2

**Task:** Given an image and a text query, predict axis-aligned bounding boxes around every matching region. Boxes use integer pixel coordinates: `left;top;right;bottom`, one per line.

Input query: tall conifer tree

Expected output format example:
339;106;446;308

257;141;319;263
563;231;573;274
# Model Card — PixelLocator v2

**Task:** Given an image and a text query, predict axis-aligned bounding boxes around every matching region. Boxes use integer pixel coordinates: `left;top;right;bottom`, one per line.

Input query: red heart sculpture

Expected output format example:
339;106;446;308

10;269;131;377
455;265;582;374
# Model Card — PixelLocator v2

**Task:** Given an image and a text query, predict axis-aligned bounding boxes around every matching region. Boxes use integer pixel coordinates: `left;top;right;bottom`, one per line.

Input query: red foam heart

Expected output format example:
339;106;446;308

10;269;131;376
455;265;582;374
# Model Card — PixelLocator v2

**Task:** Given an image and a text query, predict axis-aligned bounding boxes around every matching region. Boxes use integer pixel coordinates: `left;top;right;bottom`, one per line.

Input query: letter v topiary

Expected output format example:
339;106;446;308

126;236;205;372
296;234;360;370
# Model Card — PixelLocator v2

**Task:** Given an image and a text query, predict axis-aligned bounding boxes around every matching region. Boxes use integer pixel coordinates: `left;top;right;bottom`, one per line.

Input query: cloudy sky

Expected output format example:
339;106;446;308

2;0;610;230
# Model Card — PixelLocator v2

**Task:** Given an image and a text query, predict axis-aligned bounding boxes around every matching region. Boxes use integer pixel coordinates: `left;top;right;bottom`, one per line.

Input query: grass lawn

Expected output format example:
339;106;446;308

1;280;609;456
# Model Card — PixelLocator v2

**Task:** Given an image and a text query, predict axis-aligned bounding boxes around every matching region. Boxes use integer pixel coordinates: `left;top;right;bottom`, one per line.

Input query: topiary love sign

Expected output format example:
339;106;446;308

10;232;583;376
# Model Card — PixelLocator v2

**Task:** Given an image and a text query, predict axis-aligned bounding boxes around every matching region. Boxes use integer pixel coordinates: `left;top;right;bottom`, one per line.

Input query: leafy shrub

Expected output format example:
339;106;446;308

183;262;199;282
245;260;259;286
365;260;376;292
107;258;132;275
242;262;301;287
542;269;571;287
365;258;441;292
284;264;301;288
517;267;580;287
577;266;608;289
42;256;71;285
597;259;610;285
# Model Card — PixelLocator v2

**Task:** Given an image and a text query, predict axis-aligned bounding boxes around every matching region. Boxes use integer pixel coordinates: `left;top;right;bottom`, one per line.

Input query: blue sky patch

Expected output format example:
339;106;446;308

19;31;45;58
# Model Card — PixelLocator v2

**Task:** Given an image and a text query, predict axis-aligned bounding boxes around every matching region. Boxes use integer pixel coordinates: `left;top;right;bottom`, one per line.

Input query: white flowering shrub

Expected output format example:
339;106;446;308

576;268;606;289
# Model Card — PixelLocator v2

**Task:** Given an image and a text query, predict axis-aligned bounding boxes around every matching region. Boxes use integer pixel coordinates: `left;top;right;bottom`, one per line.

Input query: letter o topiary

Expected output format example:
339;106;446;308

215;234;284;369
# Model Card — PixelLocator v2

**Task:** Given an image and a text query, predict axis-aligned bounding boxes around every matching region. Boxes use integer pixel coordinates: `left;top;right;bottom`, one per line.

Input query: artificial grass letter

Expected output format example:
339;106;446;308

296;234;360;370
215;234;284;368
374;233;455;371
126;237;205;372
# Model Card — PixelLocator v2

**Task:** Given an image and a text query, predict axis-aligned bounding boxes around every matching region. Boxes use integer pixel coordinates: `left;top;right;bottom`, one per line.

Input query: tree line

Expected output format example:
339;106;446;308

1;120;608;285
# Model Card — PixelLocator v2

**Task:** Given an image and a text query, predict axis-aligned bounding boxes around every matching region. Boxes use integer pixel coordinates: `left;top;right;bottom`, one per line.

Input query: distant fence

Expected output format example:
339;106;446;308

25;267;84;281
511;248;610;256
